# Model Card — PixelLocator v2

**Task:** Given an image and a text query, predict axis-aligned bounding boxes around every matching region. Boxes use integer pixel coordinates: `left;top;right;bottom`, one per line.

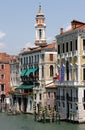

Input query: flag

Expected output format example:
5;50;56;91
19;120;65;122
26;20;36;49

60;64;64;84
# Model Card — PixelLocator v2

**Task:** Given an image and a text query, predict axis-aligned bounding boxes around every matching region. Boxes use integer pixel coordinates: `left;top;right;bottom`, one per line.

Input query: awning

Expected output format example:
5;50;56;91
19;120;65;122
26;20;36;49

15;84;34;89
25;68;37;76
20;69;27;76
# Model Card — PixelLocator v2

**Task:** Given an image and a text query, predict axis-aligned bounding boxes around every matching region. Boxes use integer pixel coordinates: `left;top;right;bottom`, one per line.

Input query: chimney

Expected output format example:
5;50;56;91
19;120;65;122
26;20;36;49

60;28;64;34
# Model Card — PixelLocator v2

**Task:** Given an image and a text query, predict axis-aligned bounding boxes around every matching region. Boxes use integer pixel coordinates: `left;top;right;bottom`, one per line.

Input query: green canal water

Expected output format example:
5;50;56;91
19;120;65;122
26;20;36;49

0;113;85;130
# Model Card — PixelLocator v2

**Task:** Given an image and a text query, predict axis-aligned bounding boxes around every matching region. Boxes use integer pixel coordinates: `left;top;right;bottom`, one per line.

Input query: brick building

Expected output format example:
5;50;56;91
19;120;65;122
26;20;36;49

0;53;11;104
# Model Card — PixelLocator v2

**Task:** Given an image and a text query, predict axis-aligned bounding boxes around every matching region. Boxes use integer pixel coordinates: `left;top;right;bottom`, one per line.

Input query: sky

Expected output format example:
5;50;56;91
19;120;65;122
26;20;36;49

0;0;85;55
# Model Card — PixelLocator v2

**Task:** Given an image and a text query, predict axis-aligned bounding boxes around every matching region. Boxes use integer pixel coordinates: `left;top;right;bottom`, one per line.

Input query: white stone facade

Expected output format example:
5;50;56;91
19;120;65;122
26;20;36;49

55;20;85;123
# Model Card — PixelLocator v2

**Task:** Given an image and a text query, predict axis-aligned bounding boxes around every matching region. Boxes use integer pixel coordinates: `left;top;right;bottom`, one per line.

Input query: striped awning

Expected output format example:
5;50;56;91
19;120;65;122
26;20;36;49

20;69;27;76
25;68;38;76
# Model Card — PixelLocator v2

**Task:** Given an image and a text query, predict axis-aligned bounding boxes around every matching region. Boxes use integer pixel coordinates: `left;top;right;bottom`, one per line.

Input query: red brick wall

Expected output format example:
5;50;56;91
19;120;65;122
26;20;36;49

0;63;10;96
0;53;11;97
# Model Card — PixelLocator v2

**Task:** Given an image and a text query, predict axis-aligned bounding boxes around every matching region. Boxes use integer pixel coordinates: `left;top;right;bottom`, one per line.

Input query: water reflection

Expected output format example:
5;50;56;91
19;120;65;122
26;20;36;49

0;113;85;130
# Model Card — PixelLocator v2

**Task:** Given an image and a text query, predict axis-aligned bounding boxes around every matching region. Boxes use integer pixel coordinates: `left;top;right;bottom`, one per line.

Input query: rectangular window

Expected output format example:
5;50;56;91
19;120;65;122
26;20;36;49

54;105;56;111
83;68;85;80
24;57;25;64
48;92;50;98
32;56;33;63
1;64;4;69
59;102;60;107
63;43;64;53
48;105;50;110
21;58;22;65
63;102;65;107
54;92;56;98
35;55;36;62
75;68;78;81
84;90;85;102
76;89;78;99
50;54;53;61
41;54;44;61
58;45;60;54
66;42;68;52
1;74;4;79
70;103;72;109
34;94;36;100
83;39;85;50
37;55;39;62
70;41;72;51
26;57;28;64
39;29;42;39
71;89;72;101
83;104;85;110
39;94;42;100
42;66;44;78
63;89;65;97
29;56;31;63
75;39;77;50
1;84;4;91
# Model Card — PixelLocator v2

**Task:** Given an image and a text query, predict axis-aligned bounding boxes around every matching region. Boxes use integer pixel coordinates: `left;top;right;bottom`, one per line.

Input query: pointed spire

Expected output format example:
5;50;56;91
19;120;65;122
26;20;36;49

38;5;42;13
37;4;44;16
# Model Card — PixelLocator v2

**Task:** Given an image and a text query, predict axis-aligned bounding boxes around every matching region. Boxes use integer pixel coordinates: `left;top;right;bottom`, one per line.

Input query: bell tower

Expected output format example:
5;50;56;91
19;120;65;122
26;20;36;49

35;5;47;46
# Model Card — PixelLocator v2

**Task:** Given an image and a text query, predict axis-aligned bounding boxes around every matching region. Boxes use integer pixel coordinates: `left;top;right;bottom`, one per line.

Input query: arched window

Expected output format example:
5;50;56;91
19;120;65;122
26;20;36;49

69;63;73;80
50;65;54;77
30;100;32;110
42;66;44;78
74;63;78;81
39;29;42;39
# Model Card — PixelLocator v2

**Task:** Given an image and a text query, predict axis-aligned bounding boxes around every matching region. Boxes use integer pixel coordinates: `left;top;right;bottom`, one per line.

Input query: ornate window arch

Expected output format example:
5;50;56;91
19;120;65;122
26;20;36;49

50;65;54;77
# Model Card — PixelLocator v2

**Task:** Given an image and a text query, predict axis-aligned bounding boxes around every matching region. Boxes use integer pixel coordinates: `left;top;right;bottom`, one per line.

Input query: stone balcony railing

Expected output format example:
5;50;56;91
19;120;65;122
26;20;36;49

73;50;78;56
0;91;5;95
9;91;33;96
54;80;80;86
56;96;78;102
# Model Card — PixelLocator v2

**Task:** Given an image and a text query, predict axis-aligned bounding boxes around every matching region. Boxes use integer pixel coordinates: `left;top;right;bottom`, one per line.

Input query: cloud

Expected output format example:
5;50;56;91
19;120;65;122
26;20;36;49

0;31;6;49
0;42;6;49
0;31;6;40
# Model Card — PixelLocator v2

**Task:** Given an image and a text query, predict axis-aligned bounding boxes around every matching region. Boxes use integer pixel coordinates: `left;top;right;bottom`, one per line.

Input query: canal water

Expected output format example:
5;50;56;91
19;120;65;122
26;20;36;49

0;113;85;130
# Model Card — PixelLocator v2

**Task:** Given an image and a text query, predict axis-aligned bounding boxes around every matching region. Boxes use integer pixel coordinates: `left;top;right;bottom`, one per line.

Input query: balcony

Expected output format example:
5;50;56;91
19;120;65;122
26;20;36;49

33;86;41;91
82;50;85;56
20;91;33;96
10;91;33;97
73;50;78;56
61;53;65;59
82;98;85;103
21;75;39;83
54;80;79;86
0;91;5;95
68;51;72;57
65;53;68;58
63;81;79;86
56;96;78;102
56;96;60;100
57;54;60;59
68;97;78;102
61;96;65;100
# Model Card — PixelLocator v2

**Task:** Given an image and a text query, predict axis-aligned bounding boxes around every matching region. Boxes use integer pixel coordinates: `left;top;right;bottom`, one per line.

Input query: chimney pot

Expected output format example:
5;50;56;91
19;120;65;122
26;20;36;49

60;28;64;34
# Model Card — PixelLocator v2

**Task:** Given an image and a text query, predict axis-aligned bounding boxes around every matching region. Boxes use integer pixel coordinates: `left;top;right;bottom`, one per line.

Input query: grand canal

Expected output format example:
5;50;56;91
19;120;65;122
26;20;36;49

0;113;85;130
